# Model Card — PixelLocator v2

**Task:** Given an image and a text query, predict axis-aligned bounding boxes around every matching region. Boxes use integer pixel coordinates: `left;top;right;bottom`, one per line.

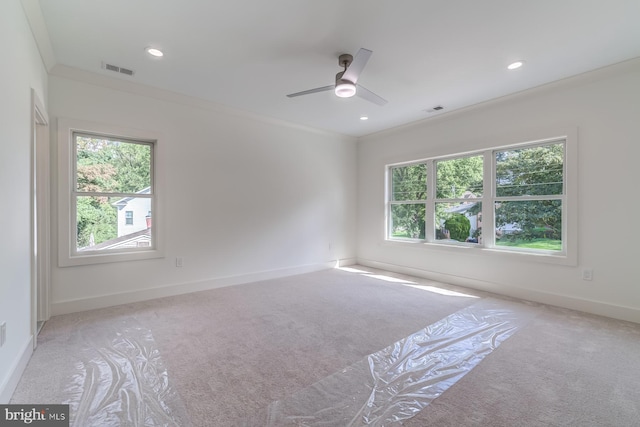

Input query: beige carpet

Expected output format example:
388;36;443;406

10;266;640;426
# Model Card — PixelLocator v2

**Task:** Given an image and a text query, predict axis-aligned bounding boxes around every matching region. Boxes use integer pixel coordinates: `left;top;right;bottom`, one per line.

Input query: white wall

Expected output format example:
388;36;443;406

357;59;640;323
0;0;49;402
48;70;357;314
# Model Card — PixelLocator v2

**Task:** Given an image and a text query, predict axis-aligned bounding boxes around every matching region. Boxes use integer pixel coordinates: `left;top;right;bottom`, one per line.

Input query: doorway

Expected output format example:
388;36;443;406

31;89;50;347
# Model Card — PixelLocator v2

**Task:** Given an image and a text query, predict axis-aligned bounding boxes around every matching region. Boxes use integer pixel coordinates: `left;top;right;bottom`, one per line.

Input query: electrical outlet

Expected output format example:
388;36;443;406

0;322;6;347
176;257;184;267
582;269;593;281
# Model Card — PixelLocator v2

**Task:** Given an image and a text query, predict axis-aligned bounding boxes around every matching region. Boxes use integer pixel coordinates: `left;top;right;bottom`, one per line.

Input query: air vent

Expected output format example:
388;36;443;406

425;105;444;113
101;62;135;76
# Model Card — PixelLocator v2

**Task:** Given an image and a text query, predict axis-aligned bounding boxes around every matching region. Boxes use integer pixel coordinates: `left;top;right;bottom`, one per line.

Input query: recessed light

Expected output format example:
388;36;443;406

507;60;524;70
360;116;369;121
145;47;164;57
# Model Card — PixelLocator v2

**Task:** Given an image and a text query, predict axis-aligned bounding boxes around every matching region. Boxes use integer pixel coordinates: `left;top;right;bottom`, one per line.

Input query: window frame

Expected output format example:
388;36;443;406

385;130;577;265
432;152;484;245
489;140;566;255
58;118;164;266
388;161;428;241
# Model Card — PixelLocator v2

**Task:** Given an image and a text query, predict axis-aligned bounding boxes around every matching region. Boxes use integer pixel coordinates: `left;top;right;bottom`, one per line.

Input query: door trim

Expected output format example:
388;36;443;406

31;89;50;348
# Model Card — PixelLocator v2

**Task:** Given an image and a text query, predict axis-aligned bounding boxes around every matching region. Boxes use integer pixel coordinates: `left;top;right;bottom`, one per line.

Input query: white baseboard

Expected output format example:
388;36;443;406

336;257;357;267
357;258;640;324
51;261;339;316
0;335;33;404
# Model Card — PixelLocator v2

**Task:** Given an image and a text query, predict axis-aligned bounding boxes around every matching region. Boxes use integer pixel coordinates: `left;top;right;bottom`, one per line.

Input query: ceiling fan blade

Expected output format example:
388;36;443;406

356;84;388;106
342;48;372;84
286;85;334;98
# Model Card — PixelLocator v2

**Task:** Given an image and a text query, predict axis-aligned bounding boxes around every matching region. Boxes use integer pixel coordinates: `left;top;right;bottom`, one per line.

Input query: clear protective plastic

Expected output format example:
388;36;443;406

62;318;190;427
245;298;538;426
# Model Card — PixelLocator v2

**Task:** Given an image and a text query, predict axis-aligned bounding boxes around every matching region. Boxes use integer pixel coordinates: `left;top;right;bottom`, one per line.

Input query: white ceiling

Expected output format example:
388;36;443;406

26;0;640;137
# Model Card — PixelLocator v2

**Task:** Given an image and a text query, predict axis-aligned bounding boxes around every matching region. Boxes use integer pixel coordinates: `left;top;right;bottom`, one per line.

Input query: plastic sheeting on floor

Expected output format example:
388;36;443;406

63;318;191;427
245;298;539;426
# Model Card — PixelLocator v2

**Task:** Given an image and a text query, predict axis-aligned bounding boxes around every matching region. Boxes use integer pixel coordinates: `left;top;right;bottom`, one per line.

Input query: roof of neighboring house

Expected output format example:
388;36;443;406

445;201;478;214
112;187;151;207
79;227;150;251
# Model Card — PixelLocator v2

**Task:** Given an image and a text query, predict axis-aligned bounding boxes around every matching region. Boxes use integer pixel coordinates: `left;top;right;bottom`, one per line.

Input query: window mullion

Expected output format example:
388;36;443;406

483;149;495;247
385;167;392;239
425;159;436;242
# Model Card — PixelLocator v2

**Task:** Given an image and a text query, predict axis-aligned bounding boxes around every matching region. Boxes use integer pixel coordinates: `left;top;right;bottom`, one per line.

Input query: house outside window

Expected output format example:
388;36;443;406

114;190;151;236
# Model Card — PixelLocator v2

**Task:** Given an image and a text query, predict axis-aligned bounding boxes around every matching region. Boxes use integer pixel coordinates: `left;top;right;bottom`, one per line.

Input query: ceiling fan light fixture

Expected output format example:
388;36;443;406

335;81;356;98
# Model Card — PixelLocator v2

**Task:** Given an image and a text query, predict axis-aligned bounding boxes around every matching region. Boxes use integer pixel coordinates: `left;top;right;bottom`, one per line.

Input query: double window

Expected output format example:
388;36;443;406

388;137;574;261
58;119;162;266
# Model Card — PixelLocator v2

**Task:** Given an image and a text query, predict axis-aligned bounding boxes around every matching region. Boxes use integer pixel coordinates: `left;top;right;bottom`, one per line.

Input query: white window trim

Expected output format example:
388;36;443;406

385;128;577;266
57;118;164;267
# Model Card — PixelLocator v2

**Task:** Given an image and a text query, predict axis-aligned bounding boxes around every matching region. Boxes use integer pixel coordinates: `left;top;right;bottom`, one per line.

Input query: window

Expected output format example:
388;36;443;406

125;211;134;225
494;143;564;252
386;134;576;263
389;163;427;239
435;154;483;243
58;119;163;266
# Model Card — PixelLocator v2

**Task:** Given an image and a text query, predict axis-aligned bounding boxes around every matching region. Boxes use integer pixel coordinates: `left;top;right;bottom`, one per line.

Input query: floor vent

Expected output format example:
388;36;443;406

102;62;135;76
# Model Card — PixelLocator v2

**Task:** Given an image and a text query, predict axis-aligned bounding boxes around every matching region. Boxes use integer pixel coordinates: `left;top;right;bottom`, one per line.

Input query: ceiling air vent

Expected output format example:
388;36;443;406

424;105;444;113
102;62;135;76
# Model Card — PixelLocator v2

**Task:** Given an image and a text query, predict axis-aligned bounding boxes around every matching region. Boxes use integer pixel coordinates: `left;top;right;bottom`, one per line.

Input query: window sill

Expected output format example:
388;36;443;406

384;238;576;266
59;248;164;267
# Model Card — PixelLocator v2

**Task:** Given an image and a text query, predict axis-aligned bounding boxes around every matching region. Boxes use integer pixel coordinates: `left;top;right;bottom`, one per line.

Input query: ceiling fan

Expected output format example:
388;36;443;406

286;48;388;106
